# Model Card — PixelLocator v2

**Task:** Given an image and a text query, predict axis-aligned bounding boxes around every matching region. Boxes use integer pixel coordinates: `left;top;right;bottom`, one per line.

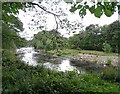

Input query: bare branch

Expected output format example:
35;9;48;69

54;15;58;30
28;2;60;16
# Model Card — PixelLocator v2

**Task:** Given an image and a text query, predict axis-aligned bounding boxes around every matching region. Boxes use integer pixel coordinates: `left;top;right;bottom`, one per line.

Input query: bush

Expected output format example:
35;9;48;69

100;66;120;83
2;65;120;93
106;58;112;66
102;42;112;53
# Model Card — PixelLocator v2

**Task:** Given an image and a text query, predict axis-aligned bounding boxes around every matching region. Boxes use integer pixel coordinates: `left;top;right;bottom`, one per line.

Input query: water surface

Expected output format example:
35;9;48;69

17;47;83;73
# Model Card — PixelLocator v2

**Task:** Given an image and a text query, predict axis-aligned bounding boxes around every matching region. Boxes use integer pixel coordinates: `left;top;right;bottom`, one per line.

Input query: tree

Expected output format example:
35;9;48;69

2;2;28;50
101;20;120;53
102;42;112;53
69;34;80;49
31;30;68;51
68;20;120;53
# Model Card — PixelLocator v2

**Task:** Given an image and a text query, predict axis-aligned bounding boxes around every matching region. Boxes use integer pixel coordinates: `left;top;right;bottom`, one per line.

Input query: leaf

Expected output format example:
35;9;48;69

104;2;110;6
69;6;77;12
104;8;112;17
77;5;82;9
85;5;89;9
79;8;86;17
94;6;103;18
89;6;95;14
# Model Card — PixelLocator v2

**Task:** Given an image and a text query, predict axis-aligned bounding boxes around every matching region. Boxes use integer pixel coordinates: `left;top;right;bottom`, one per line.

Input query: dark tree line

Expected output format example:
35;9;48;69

68;20;120;53
31;20;120;53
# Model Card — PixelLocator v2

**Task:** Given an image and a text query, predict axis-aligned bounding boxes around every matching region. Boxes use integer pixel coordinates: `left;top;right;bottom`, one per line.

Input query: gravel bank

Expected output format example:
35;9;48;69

71;53;119;66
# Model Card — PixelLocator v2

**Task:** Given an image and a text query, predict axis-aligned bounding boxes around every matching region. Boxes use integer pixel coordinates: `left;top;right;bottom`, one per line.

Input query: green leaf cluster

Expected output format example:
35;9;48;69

70;2;118;18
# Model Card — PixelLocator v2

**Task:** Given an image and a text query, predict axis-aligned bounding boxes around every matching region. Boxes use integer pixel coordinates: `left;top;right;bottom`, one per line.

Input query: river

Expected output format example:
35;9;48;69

16;47;85;73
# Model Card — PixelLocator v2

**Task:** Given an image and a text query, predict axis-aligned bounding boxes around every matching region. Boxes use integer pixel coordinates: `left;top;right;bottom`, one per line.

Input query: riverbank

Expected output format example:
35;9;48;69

2;48;120;93
71;53;119;66
48;49;119;66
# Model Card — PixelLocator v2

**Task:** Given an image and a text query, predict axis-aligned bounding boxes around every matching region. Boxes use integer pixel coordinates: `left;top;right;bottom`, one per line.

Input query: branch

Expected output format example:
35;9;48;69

28;2;60;16
54;15;58;30
28;2;62;36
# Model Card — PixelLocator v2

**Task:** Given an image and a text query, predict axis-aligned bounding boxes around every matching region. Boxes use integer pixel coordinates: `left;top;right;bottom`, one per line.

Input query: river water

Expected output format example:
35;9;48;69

17;47;85;73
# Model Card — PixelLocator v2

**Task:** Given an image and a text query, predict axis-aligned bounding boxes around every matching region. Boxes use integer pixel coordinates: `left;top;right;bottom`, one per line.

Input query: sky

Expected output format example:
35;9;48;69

18;0;118;40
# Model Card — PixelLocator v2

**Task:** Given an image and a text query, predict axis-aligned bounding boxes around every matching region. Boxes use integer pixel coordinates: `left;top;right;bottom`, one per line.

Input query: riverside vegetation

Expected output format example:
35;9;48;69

2;50;120;93
2;2;120;93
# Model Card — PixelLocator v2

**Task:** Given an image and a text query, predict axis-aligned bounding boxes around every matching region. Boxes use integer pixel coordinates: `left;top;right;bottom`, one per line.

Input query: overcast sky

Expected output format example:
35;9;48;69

18;0;118;40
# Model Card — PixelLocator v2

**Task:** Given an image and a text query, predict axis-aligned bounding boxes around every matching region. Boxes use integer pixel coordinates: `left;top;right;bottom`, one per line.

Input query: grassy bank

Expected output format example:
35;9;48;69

80;50;120;56
48;49;120;56
2;49;120;93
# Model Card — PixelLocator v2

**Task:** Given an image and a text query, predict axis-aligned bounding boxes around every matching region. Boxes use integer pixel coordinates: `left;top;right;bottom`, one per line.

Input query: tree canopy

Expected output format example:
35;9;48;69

68;20;120;53
2;1;119;32
2;2;28;50
2;1;119;19
31;30;68;51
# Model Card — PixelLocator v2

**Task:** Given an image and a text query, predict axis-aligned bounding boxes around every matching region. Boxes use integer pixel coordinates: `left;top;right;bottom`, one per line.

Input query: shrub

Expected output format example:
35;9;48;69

102;42;112;53
100;66;120;83
106;58;112;66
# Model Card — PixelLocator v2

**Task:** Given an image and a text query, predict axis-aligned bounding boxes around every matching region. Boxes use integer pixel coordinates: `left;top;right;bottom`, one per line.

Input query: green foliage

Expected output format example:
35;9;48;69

2;2;25;31
2;52;120;93
94;6;103;18
2;3;28;50
2;22;28;49
68;21;120;53
104;8;112;17
2;2;23;14
106;58;112;65
68;34;81;49
89;5;95;14
102;42;112;53
2;49;18;64
68;24;102;51
48;49;80;56
79;7;86;17
100;66;120;83
70;2;118;18
80;50;119;56
103;21;120;53
69;6;77;12
31;30;68;51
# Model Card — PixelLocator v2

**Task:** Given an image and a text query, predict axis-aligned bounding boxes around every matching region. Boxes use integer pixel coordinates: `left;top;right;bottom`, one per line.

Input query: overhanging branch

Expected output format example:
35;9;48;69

28;2;61;32
28;2;60;16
